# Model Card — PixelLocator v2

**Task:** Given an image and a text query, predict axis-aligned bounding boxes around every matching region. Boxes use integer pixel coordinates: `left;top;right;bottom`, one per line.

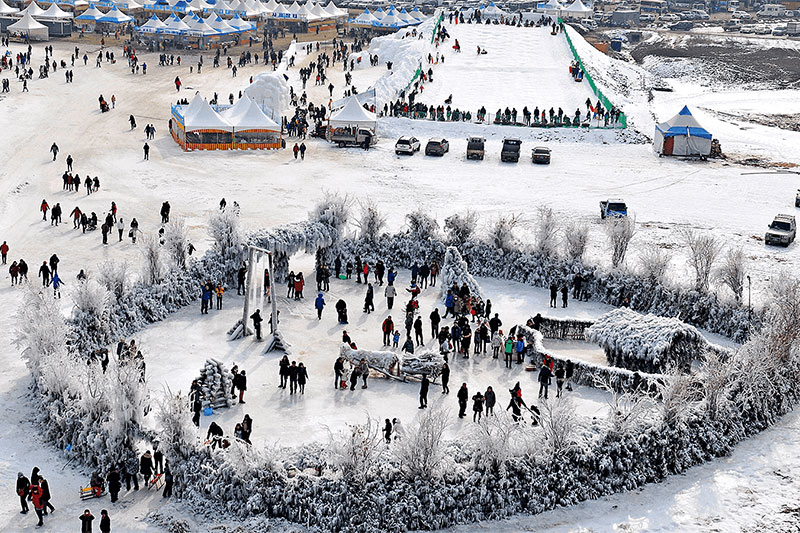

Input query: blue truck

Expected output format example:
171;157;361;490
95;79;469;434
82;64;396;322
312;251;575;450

600;199;628;219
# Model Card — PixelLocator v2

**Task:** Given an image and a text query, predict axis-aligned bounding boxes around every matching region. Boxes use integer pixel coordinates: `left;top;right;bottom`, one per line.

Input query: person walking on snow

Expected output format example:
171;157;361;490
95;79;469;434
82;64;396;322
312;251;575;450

315;293;325;319
143;143;149;160
457;383;468;418
419;374;430;408
50;142;59;161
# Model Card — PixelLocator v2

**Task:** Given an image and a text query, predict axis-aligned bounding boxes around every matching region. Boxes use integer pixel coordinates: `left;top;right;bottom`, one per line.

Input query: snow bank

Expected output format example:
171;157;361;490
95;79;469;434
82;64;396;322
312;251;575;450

339;342;399;374
352;14;440;106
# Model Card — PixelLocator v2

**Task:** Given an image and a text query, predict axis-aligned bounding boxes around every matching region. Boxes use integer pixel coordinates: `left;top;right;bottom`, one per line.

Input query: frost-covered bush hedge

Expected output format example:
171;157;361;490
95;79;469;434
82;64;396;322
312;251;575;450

333;234;757;343
69;248;239;355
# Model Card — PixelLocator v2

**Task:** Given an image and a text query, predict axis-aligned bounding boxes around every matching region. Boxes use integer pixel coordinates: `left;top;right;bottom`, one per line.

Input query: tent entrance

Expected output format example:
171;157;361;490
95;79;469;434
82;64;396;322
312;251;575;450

663;136;674;156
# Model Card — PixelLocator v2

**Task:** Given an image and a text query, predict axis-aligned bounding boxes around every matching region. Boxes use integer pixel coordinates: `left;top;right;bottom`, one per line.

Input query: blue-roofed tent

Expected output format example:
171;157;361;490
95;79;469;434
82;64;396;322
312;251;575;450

654;105;712;156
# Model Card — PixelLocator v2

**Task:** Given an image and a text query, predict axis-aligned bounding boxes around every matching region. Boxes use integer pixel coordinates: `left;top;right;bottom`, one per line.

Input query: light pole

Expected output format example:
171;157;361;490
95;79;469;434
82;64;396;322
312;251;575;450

747;275;752;336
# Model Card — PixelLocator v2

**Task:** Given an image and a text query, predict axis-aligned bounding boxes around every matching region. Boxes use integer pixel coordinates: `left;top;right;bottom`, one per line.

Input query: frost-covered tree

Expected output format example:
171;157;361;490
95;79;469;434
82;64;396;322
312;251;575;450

534;205;559;258
208;209;244;262
538;397;583;459
605;215;636;269
488;214;521;253
716;247;746;302
444;211;478;245
163;218;190;269
355;199;387;242
596;376;654;434
440;246;483;300
14;287;70;380
562;220;590;261
97;260;129;299
154;389;198;459
468;412;531;475
393;406;449;479
681;229;722;292
310;192;350;233
406;210;440;241
326;416;383;483
699;348;733;420
70;279;111;351
140;233;165;285
655;366;699;428
637;244;671;284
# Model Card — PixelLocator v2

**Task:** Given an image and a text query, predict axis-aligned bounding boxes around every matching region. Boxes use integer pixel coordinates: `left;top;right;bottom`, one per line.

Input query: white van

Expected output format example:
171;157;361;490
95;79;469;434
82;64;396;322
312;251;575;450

757;4;786;17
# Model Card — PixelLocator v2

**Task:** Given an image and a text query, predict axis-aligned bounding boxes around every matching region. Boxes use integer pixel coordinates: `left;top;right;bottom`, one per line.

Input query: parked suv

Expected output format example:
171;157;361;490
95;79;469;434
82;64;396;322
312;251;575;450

500;138;521;162
466;136;485;160
395;136;420;155
765;214;797;246
425;138;449;156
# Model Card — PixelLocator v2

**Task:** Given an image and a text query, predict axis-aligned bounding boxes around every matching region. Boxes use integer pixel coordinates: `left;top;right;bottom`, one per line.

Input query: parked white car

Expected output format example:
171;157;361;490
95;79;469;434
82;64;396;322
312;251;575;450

731;10;752;20
772;24;788;35
659;13;679;22
740;23;757;33
754;24;772;34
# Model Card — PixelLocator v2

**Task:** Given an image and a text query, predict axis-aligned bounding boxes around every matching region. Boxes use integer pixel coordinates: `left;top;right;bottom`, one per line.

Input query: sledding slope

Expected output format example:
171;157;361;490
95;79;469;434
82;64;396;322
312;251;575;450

417;23;596;116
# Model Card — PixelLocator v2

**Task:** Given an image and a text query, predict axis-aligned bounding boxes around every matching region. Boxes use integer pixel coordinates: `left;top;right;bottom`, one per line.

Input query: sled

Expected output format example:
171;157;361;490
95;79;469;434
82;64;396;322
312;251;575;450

149;473;164;490
80;486;106;500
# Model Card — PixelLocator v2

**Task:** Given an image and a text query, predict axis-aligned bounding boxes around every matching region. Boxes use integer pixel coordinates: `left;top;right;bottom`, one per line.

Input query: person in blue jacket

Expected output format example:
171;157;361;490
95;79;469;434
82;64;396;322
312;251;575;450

314;293;325;320
52;271;65;298
444;290;455;318
515;336;525;364
201;283;212;314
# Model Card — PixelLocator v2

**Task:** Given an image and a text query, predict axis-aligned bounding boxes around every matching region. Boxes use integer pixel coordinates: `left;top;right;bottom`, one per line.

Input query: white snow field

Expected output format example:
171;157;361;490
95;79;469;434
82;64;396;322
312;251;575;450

1;16;800;533
416;24;597;116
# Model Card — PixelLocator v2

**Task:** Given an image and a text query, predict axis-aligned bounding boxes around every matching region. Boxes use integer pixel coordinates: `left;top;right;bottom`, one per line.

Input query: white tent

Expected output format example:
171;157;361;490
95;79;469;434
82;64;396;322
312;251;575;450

307;1;327;18
19;1;47;16
409;6;423;19
537;0;562;11
137;13;165;31
564;0;591;15
98;5;133;22
75;6;105;21
40;0;72;16
206;13;235;32
354;7;377;24
270;2;290;17
286;0;300;13
654;106;712;157
0;0;19;13
185;15;217;35
222;94;281;131
378;10;403;27
7;12;49;39
296;2;317;19
263;0;277;10
396;7;415;23
329;96;377;129
163;12;190;31
481;1;508;18
188;0;214;11
228;13;253;29
324;0;346;16
183;95;233;132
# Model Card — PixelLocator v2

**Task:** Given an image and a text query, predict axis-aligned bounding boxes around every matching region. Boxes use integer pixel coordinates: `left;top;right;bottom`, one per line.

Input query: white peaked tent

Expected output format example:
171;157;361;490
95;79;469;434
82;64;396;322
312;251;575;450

397;8;415;23
183;95;232;131
481;1;508;18
296;2;317;19
40;2;73;18
537;0;561;12
185;15;217;35
8;12;49;39
222;94;281;131
163;12;190;31
206;13;235;32
654;106;713;157
76;6;105;21
188;0;214;11
263;0;277;10
378;10;403;27
564;0;591;15
329;96;377;131
138;13;166;31
19;1;47;16
286;0;300;13
307;1;327;18
409;6;423;19
228;13;253;29
99;6;133;22
0;0;19;14
271;2;289;16
324;0;346;16
354;7;377;24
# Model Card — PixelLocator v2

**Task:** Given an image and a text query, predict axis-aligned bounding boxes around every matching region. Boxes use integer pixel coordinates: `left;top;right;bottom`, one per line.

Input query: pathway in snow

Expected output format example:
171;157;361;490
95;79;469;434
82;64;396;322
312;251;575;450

417;24;596;118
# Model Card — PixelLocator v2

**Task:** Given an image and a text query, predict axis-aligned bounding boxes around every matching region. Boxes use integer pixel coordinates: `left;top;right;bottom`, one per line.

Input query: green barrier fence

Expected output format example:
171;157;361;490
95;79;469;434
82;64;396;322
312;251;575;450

401;12;444;97
560;19;627;129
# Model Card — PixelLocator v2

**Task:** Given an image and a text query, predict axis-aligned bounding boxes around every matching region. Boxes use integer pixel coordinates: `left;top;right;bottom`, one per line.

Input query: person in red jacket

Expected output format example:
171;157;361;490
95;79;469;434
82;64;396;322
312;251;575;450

30;483;44;527
40;199;49;221
382;315;394;346
0;240;8;264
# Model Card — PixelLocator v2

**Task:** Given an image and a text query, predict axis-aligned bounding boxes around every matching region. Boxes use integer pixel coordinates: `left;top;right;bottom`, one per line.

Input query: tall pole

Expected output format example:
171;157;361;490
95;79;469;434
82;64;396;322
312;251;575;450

241;247;254;337
268;251;278;335
747;274;752;336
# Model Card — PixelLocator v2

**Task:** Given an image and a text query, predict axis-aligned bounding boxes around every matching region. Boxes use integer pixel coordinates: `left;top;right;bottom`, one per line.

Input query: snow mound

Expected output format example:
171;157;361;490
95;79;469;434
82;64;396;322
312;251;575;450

244;72;290;118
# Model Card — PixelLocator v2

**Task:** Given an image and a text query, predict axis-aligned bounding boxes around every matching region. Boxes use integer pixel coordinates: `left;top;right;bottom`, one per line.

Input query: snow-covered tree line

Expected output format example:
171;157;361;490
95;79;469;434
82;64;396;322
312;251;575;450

69;212;244;356
332;210;757;342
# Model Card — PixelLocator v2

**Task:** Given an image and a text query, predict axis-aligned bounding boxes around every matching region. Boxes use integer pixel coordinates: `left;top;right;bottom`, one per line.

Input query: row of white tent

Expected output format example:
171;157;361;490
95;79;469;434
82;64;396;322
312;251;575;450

180;93;281;132
0;0;348;20
453;0;592;18
137;11;255;34
351;6;425;27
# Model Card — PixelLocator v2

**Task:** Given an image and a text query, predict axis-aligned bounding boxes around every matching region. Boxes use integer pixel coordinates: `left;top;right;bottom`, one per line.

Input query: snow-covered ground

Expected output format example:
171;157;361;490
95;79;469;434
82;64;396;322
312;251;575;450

416;24;596;116
1;18;800;532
